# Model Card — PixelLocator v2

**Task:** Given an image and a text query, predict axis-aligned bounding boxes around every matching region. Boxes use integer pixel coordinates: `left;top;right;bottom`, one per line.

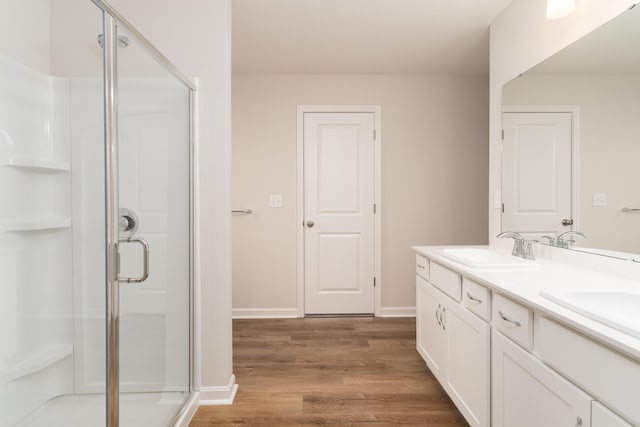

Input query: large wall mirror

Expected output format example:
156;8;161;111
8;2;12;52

501;4;640;261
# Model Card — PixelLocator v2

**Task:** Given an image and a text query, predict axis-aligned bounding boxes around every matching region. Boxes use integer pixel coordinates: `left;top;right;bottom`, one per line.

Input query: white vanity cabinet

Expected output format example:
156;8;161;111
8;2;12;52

416;275;446;381
492;329;593;427
414;246;640;427
415;262;490;427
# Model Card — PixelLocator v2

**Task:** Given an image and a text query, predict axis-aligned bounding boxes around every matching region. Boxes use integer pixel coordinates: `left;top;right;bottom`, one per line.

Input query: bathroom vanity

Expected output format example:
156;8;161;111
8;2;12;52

413;246;640;427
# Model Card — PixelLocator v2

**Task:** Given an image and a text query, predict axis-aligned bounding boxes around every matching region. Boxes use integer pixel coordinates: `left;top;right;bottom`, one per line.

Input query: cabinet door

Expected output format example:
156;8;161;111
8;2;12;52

416;276;446;382
492;330;592;427
445;300;490;427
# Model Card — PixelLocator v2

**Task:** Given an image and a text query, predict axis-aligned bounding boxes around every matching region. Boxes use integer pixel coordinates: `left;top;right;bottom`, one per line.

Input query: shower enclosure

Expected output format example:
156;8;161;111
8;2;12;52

0;1;195;425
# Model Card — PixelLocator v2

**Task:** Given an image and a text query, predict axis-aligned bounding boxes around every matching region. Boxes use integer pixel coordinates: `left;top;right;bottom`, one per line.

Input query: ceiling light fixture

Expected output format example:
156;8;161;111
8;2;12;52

546;0;576;20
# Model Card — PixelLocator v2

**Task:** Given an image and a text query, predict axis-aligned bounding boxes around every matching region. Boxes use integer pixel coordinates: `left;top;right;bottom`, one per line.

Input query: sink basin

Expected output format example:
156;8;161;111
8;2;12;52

541;289;640;338
438;247;538;269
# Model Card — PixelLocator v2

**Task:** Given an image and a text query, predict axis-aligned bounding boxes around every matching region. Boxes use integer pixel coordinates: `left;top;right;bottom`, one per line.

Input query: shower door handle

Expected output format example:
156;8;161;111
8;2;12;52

118;237;150;283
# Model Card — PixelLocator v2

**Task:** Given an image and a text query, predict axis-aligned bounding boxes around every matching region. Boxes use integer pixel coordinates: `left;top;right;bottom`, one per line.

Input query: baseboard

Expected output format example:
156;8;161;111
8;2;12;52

198;375;238;405
233;307;415;318
232;308;300;319
379;306;416;317
173;392;200;426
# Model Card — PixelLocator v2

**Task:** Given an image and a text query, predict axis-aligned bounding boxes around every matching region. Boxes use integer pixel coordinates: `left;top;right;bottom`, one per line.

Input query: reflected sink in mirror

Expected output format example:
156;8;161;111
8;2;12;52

438;247;538;270
541;289;640;339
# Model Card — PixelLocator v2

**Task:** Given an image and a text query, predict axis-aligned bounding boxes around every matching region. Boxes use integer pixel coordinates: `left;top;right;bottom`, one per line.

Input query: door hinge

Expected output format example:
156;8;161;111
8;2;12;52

373;277;376;288
501;203;505;213
373;129;376;140
501;129;504;140
373;203;376;214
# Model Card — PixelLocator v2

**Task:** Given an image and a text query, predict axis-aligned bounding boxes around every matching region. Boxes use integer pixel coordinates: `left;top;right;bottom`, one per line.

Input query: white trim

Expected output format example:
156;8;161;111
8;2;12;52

501;105;580;232
379;306;416;318
232;308;300;319
192;80;202;394
296;105;383;317
198;375;238;405
172;392;200;427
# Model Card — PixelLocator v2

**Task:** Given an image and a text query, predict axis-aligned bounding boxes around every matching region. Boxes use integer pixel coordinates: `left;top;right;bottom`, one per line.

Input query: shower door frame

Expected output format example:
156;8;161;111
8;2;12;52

92;1;197;426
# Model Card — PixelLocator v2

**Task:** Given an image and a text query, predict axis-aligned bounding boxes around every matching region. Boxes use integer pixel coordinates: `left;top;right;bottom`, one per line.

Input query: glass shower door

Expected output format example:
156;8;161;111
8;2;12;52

114;26;192;426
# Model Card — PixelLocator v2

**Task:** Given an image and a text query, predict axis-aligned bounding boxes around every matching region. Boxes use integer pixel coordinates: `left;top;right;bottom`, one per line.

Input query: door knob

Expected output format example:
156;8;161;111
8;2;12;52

561;218;574;226
306;220;314;228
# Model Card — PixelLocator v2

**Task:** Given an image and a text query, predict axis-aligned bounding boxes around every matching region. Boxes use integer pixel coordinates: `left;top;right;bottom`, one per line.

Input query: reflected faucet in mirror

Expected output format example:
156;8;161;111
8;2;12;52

556;231;587;249
541;231;587;249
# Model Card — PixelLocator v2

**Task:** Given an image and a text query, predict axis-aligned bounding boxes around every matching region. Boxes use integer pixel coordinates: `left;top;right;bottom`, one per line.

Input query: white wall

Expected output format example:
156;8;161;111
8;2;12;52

0;0;50;73
232;74;489;316
503;75;640;253
489;0;637;245
106;0;234;402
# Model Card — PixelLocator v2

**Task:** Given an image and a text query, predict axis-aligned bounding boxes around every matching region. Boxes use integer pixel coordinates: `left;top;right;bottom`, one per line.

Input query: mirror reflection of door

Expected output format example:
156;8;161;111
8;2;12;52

502;112;573;236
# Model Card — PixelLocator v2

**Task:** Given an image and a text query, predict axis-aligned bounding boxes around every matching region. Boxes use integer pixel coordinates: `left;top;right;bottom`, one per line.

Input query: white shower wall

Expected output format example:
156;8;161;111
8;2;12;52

0;57;189;427
0;54;73;427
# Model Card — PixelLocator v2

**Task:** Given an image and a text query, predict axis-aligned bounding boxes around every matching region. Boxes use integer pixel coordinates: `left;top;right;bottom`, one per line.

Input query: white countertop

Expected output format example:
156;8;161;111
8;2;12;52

413;245;640;362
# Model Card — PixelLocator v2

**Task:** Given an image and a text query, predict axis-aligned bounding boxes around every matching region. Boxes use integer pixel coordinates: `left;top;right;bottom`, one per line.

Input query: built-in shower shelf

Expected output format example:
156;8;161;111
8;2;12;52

1;156;70;172
1;217;71;233
0;344;72;384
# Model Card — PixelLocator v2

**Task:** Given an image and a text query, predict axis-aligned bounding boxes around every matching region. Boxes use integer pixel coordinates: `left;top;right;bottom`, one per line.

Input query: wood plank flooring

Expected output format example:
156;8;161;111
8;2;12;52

189;317;467;426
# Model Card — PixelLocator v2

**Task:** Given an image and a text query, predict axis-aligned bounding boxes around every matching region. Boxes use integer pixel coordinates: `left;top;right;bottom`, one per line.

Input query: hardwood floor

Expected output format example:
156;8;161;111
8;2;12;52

190;317;467;426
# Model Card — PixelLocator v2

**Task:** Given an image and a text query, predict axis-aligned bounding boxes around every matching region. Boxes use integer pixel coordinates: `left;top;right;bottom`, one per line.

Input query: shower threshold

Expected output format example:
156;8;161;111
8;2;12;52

16;391;189;427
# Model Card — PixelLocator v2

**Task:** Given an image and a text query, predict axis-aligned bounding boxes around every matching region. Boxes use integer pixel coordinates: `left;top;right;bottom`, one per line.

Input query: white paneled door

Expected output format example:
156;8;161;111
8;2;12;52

303;112;375;315
502;112;573;234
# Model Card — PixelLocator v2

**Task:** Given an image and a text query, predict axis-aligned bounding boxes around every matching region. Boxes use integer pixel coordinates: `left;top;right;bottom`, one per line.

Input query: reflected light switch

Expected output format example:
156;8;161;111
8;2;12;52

592;193;607;207
269;194;283;208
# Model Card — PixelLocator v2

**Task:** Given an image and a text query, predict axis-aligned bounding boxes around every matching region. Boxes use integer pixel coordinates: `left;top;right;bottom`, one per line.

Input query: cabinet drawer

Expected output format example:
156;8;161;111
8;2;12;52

535;316;640;425
416;254;429;280
462;278;490;321
429;262;461;302
492;293;533;350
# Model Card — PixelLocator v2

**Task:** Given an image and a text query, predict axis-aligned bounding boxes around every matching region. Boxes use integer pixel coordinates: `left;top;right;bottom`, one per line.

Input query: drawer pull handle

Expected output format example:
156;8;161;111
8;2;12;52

466;292;483;303
576;416;583;427
498;310;522;327
417;263;426;269
441;308;446;330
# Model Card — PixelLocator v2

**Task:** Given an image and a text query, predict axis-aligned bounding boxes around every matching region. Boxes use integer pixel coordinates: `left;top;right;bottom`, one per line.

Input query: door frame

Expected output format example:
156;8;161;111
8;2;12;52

296;105;382;317
502;105;581;234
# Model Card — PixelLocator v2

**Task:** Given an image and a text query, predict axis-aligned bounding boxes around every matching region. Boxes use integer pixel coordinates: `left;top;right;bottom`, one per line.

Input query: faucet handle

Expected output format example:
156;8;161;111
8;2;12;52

523;239;538;260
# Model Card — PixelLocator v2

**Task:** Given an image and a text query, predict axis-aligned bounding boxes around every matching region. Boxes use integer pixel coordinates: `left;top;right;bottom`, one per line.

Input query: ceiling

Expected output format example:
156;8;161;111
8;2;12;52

232;0;513;75
528;4;640;75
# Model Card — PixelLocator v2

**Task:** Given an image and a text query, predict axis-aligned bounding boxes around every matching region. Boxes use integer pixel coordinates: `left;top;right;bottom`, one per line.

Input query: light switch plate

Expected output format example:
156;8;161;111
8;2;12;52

592;193;607;207
269;194;283;208
494;191;502;209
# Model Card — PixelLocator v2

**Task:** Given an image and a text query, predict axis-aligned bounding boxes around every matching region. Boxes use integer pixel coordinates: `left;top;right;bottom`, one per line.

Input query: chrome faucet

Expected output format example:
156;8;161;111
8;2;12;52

497;231;537;260
497;231;525;257
556;231;587;249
